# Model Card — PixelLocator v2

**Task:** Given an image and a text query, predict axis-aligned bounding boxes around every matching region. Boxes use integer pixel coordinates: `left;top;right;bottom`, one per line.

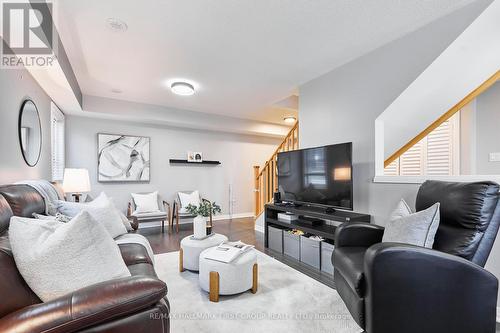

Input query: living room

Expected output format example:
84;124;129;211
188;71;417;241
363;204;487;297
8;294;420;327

1;1;500;332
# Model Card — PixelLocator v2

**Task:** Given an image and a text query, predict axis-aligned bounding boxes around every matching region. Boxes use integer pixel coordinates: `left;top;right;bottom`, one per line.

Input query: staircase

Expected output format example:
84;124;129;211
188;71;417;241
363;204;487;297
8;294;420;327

253;122;299;217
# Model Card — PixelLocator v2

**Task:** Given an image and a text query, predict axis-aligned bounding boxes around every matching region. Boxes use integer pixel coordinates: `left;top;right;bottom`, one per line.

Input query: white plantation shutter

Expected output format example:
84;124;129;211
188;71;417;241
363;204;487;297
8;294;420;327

384;159;399;176
426;120;453;175
51;103;65;181
384;112;460;176
399;141;424;175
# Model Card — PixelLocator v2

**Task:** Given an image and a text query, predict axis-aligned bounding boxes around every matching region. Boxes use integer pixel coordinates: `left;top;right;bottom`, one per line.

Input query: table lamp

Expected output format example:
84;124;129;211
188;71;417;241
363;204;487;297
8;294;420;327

62;168;91;202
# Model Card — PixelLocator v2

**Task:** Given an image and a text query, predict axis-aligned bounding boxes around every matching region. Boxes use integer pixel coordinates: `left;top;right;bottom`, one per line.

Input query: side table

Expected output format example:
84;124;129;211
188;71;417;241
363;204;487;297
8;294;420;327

179;233;228;271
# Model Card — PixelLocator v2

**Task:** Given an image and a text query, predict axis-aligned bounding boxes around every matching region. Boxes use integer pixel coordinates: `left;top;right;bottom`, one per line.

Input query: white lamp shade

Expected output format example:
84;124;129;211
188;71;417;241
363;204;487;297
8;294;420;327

63;168;91;193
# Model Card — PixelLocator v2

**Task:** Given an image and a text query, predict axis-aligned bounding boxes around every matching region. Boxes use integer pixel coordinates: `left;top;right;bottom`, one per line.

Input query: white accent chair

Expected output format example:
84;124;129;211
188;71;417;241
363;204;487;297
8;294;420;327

128;193;171;233
172;191;212;233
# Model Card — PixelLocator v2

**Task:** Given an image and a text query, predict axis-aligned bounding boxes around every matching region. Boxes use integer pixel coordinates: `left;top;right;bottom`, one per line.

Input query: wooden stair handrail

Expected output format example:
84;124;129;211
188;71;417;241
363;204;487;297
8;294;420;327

254;122;299;217
385;70;500;168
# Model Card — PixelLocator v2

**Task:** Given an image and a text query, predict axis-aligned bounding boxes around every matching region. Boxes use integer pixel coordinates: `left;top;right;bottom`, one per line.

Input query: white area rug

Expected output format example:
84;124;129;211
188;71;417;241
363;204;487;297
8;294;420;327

155;251;363;333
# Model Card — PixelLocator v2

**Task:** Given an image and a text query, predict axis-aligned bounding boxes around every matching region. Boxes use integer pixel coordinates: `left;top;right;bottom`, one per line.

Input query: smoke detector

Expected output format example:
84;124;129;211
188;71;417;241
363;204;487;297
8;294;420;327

106;18;128;32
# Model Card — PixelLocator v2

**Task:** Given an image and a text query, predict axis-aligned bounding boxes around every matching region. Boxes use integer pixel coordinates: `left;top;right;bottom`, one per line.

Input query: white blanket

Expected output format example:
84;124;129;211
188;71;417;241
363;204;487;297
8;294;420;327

15;180;63;215
114;233;155;266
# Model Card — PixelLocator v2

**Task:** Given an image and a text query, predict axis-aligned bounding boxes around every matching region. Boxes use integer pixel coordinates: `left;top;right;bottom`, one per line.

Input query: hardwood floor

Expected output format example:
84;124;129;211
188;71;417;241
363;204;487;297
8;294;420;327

138;216;335;288
138;217;264;254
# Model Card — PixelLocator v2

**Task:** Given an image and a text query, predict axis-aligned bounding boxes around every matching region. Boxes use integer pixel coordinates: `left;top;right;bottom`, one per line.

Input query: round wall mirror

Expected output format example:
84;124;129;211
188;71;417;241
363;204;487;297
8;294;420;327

18;99;42;167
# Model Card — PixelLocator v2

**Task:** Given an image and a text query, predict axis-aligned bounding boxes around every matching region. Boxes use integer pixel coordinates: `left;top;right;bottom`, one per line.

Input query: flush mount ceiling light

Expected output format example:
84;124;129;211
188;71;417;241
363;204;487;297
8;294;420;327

171;82;195;96
283;116;296;124
106;18;128;32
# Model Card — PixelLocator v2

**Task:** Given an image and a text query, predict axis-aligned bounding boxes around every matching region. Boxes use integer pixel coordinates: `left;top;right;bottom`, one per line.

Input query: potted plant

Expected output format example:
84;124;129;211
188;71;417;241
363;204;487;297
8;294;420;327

186;201;221;238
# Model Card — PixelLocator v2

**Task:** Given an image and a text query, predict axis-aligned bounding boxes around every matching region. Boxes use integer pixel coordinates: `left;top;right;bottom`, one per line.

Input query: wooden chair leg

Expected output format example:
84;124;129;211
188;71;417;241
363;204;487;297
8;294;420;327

209;271;219;302
176;215;179;233
161;219;164;233
251;263;258;294
179;248;184;272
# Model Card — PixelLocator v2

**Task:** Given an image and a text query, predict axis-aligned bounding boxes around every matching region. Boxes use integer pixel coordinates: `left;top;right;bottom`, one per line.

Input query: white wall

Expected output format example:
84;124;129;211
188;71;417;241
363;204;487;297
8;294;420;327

65;116;280;218
476;82;500;174
379;0;499;161
299;0;490;223
0;62;53;183
298;0;500;307
459;100;477;175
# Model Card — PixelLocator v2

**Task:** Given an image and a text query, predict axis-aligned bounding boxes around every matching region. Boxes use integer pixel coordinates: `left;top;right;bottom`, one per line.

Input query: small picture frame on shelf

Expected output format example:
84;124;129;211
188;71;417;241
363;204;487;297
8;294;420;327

187;151;203;163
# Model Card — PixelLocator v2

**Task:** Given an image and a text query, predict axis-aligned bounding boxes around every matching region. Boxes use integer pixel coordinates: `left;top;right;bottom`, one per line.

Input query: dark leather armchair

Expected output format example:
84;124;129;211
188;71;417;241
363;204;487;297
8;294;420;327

0;184;170;332
333;180;500;333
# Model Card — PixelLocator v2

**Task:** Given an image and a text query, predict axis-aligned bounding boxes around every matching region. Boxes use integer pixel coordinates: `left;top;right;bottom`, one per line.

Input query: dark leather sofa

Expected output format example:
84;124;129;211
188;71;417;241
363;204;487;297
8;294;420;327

333;180;500;333
0;184;170;333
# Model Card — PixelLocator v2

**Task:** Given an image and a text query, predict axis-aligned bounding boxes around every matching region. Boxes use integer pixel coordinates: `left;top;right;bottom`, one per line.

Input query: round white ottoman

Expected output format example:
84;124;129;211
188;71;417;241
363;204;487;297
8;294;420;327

199;248;258;302
179;233;228;271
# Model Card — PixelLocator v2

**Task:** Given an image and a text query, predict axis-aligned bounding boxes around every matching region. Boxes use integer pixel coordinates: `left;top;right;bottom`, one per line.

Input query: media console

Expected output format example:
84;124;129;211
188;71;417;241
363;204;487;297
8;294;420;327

264;203;371;246
263;203;371;284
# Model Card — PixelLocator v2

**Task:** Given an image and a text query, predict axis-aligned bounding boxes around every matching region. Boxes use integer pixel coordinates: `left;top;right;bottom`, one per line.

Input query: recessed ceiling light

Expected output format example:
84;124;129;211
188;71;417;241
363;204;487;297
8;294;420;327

111;88;122;94
171;82;195;96
284;116;296;124
106;18;128;32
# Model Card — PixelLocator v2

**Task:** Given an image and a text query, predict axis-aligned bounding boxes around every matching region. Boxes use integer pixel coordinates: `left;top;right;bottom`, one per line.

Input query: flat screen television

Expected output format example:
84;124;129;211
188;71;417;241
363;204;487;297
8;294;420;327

277;142;353;210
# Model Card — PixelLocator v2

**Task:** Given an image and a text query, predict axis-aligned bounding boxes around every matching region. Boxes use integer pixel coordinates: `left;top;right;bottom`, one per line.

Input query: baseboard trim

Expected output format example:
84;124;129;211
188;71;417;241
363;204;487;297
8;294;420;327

213;212;254;221
137;212;254;229
255;224;264;233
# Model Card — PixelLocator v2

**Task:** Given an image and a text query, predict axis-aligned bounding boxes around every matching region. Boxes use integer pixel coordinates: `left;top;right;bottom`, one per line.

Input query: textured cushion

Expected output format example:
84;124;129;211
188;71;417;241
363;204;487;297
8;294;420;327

132;192;159;214
178;191;200;214
382;203;440;248
132;211;167;219
83;203;128;238
55;200;87;217
9;211;131;302
93;193;133;231
389;199;412;221
56;193;132;231
56;201;128;238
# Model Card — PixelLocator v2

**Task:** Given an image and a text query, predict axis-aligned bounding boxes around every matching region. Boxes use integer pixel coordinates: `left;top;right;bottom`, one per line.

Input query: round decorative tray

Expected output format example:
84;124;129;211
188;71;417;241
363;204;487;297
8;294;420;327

190;233;215;241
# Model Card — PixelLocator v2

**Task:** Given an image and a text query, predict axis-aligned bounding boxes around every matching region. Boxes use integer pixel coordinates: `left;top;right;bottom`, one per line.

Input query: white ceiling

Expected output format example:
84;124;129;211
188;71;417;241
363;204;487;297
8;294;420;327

53;0;476;125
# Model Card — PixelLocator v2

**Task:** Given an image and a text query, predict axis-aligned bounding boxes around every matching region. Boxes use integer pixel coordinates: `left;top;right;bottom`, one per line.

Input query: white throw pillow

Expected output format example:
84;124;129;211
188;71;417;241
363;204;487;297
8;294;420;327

84;203;128;238
92;192;133;231
178;190;200;214
382;202;441;248
56;193;133;232
56;200;128;238
9;212;131;302
389;199;412;221
55;200;87;217
131;191;160;214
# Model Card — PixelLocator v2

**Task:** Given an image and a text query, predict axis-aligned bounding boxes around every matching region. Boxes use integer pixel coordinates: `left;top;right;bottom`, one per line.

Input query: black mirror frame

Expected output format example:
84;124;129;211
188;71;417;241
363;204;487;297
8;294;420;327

18;99;42;167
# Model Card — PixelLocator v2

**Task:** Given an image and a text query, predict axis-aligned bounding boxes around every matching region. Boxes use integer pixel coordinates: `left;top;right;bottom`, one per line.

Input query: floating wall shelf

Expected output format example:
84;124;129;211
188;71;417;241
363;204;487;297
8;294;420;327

169;159;221;165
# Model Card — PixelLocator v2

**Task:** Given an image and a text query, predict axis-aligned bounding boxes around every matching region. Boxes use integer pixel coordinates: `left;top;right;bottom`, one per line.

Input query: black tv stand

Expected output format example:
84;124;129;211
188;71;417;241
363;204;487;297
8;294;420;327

264;203;371;244
325;207;336;214
263;203;371;289
276;201;302;208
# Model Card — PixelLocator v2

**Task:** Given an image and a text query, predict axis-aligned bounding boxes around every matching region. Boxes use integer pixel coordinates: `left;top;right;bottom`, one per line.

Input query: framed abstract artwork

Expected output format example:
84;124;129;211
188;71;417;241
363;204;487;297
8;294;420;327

97;133;150;182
